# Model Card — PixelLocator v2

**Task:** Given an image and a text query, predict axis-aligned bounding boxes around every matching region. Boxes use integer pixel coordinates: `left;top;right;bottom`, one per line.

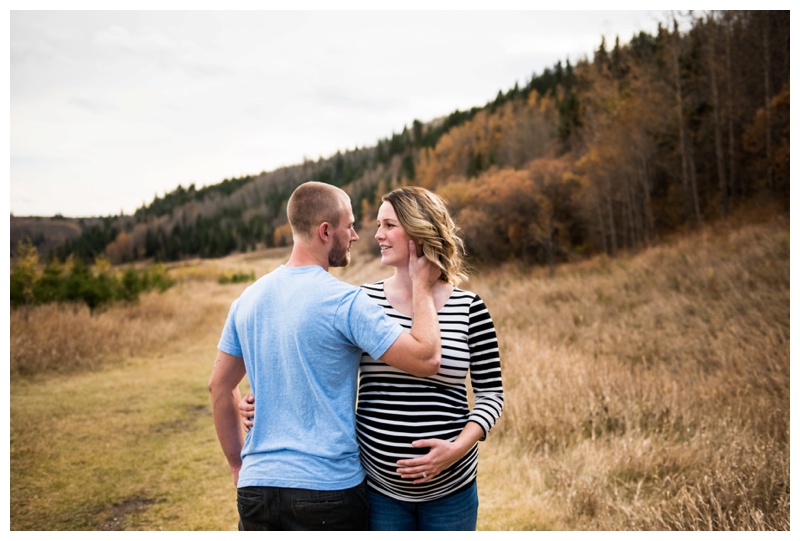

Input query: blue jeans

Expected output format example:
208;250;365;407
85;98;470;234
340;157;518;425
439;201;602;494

237;480;369;530
367;481;478;531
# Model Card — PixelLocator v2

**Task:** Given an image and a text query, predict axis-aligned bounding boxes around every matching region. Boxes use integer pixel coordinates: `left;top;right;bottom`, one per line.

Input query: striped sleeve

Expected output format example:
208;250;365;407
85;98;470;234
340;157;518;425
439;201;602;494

467;294;504;439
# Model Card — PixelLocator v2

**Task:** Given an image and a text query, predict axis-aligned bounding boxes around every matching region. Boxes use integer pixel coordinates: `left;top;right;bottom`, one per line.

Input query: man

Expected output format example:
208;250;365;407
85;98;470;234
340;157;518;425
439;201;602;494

208;181;442;530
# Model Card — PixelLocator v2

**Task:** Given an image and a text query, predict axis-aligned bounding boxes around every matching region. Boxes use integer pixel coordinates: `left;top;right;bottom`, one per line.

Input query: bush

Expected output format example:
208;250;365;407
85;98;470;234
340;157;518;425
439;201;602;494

218;271;255;284
10;238;39;306
9;241;174;312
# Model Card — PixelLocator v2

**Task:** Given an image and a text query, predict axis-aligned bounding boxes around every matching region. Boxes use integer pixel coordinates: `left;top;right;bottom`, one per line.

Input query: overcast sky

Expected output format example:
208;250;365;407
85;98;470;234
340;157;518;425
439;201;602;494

9;5;670;218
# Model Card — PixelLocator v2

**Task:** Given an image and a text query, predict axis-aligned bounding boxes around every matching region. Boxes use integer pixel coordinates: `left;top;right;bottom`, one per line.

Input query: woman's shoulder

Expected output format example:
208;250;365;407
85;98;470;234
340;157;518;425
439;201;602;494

359;280;386;297
449;287;493;312
450;286;479;300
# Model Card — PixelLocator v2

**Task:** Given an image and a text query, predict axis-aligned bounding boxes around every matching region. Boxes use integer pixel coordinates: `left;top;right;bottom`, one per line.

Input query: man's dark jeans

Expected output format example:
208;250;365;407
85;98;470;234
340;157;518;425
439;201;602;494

237;479;369;530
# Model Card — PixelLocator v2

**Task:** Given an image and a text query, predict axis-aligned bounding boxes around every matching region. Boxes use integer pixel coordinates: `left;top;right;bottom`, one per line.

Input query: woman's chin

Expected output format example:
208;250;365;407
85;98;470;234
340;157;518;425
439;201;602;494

380;254;400;268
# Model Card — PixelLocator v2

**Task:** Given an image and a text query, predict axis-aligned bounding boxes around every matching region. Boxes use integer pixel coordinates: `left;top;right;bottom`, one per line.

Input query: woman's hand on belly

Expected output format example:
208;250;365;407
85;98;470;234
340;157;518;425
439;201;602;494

396;421;485;484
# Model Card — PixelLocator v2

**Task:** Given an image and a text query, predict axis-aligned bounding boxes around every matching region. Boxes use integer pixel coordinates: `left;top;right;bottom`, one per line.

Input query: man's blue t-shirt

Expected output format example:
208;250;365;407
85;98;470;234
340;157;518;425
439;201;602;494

217;265;403;491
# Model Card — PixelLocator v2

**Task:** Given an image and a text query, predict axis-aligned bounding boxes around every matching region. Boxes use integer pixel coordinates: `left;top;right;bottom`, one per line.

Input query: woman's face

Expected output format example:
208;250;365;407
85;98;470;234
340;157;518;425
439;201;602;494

375;201;412;268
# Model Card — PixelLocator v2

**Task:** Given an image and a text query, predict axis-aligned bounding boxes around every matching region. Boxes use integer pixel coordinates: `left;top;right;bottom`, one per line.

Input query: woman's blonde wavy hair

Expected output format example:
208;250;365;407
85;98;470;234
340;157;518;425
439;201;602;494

383;186;469;286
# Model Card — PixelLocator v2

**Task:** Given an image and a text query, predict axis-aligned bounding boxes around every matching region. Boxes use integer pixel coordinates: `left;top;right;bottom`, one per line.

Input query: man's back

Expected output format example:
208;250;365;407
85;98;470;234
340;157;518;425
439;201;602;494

218;264;402;490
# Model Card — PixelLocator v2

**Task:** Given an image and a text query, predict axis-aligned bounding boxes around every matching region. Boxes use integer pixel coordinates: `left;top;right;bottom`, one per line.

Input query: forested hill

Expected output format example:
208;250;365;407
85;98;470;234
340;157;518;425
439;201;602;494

23;11;789;268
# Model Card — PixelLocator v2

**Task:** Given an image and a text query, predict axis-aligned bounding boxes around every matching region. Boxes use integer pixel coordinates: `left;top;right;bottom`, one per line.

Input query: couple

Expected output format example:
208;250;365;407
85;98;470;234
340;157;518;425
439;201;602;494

209;181;504;531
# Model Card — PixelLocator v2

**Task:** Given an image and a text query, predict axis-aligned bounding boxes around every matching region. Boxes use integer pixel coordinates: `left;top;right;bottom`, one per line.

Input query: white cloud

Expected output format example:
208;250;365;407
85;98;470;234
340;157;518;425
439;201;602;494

94;23;232;77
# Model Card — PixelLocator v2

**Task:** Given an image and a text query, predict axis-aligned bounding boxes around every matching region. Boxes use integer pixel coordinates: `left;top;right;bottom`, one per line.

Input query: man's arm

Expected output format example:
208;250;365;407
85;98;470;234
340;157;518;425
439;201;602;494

208;350;247;486
380;240;442;377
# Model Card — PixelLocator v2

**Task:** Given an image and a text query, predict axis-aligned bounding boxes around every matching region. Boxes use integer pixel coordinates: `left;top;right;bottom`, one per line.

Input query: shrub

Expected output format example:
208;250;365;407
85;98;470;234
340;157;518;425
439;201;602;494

9;241;174;312
218;271;255;284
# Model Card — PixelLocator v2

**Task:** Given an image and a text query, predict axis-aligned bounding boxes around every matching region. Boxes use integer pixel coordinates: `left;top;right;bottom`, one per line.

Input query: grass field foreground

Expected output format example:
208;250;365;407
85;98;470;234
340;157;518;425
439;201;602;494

9;211;789;530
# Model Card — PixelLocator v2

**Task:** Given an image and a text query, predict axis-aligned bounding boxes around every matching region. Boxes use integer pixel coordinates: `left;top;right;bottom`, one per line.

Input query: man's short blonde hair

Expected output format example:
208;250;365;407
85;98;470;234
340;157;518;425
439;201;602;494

287;182;349;240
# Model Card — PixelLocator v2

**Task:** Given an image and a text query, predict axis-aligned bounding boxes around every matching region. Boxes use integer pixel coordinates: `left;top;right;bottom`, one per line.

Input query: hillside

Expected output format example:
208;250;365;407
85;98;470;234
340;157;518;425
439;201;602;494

10;215;87;257
11;11;789;275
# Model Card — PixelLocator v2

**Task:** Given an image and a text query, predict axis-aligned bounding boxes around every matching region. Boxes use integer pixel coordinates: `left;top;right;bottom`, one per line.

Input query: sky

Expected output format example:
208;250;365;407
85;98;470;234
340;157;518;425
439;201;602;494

7;4;674;218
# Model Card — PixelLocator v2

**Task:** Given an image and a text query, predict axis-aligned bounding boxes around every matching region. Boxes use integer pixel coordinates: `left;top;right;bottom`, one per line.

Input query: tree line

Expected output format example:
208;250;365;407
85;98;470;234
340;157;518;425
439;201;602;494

36;10;789;268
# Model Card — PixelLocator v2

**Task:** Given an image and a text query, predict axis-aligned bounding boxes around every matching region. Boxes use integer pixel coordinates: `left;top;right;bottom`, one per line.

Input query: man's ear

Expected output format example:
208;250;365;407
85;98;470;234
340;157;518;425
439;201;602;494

318;222;331;242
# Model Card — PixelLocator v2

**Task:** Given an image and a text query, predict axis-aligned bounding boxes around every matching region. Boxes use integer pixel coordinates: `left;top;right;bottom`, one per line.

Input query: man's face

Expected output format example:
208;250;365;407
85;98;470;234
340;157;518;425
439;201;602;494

328;201;359;268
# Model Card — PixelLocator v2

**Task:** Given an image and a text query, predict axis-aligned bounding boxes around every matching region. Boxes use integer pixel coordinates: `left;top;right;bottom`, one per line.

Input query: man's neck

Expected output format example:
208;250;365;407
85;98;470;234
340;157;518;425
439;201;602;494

286;243;329;271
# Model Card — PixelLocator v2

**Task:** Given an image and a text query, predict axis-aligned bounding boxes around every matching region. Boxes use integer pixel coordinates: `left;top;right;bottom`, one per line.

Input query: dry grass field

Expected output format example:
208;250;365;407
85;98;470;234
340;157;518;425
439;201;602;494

9;208;789;530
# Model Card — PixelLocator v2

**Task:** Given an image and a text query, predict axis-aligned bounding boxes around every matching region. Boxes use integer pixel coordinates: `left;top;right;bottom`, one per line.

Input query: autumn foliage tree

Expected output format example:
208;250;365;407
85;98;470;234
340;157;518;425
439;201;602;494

438;156;579;268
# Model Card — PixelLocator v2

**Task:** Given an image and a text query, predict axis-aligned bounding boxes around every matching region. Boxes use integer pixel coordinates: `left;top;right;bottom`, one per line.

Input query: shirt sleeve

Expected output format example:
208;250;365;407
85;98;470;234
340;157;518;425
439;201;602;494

217;298;243;358
336;288;404;361
466;294;504;440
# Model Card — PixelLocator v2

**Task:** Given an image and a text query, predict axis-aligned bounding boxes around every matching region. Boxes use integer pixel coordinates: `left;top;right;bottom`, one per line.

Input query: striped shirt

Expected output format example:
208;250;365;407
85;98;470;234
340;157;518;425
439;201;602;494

356;281;504;502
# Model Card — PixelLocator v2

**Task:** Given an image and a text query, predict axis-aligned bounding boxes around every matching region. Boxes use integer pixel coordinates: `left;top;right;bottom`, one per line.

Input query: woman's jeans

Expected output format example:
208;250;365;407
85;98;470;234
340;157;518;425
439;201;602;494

367;481;478;531
237;479;369;530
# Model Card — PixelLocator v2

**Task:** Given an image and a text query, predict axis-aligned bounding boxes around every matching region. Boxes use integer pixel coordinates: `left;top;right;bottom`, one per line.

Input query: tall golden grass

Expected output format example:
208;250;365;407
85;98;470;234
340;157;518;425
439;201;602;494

10;283;218;378
9;210;789;530
469;209;789;530
9;248;293;380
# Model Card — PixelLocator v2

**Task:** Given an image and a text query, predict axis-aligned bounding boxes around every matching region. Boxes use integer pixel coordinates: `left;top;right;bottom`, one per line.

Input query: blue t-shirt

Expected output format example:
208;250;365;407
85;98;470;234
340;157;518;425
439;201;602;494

217;265;403;490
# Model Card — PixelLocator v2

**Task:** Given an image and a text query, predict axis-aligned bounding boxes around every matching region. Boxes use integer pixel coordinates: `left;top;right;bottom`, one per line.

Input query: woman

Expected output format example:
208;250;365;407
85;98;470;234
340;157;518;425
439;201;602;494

241;186;504;530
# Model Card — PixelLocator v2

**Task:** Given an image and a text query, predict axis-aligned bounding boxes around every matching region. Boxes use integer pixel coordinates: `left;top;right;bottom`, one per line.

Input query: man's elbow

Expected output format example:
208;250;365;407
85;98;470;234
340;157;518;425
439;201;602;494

208;376;228;402
208;351;245;400
381;337;441;377
208;378;220;400
414;351;441;377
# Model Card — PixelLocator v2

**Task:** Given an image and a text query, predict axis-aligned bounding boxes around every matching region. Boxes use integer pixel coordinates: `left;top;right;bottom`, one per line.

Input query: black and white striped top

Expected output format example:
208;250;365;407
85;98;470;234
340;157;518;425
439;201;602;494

356;281;504;502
